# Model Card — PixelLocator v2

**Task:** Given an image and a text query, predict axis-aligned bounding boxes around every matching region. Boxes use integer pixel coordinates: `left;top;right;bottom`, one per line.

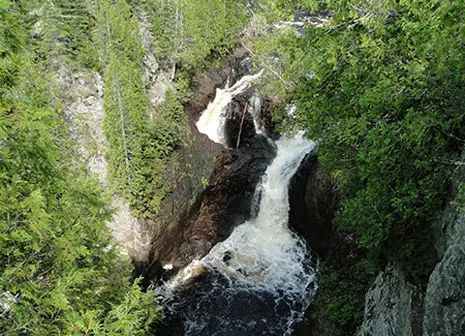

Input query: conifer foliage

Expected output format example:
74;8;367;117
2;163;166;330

254;0;465;330
135;0;247;67
0;1;161;334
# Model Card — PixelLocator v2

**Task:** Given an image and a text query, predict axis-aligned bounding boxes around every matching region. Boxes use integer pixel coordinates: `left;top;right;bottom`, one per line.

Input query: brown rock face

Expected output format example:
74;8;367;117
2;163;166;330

288;152;339;260
134;48;276;286
187;47;249;123
172;134;276;263
143;134;275;278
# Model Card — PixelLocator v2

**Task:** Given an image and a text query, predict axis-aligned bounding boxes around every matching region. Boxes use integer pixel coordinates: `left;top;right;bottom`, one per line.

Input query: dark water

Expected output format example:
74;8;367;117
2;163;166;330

157;261;316;336
156;136;317;336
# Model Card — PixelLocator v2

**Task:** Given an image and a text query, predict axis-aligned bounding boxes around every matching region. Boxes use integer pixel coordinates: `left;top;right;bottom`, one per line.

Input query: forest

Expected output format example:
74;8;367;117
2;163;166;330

1;0;464;335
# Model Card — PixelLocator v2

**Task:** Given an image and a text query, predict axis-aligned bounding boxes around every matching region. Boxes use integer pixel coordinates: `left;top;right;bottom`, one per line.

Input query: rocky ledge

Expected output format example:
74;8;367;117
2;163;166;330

135;48;278;287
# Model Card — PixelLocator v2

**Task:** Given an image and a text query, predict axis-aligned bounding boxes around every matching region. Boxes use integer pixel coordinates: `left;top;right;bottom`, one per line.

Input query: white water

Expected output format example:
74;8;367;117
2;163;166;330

196;71;263;146
249;93;266;134
162;70;317;333
203;134;316;292
161;134;317;334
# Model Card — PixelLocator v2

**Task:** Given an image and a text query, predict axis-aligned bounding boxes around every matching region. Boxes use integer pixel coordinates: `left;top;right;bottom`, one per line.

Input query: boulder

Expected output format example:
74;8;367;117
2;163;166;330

360;266;424;336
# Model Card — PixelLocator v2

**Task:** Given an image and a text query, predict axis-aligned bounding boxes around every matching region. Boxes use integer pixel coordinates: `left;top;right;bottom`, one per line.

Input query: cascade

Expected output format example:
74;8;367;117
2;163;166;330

202;134;316;293
159;136;316;335
196;70;263;147
159;74;316;335
249;93;266;135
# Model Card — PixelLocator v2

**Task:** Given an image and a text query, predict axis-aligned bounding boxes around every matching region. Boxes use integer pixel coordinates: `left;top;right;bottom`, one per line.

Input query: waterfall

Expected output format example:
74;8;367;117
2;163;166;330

249;93;266;135
203;134;315;292
159;133;316;335
157;69;318;335
196;70;263;147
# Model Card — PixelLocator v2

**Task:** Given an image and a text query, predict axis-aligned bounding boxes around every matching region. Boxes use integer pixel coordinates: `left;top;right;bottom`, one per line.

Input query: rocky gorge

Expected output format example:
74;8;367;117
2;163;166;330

112;44;465;335
128;48;320;334
4;1;464;335
62;33;465;334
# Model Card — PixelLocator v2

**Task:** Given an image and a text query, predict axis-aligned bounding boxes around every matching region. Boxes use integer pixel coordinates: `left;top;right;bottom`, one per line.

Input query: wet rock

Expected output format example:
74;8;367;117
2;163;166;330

187;47;249;122
223;93;257;149
288;152;339;259
139;48;276;281
169;134;276;266
273;148;343;336
222;92;278;149
137;126;221;283
206;135;276;240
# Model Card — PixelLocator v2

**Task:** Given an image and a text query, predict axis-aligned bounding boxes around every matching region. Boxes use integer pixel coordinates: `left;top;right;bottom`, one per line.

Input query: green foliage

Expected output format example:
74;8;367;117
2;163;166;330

88;0;249;216
306;234;376;332
452;182;465;213
259;0;465;260
0;2;161;334
0;64;160;336
258;0;324;21
16;0;96;71
135;0;247;68
315;264;366;329
43;1;94;59
256;0;465;328
0;0;27;92
88;0;189;216
201;176;209;189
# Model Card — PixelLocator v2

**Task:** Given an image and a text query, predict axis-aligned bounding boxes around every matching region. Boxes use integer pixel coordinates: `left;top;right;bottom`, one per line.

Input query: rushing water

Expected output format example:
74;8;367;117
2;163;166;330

159;134;316;335
196;71;263;147
203;135;316;292
158;73;316;335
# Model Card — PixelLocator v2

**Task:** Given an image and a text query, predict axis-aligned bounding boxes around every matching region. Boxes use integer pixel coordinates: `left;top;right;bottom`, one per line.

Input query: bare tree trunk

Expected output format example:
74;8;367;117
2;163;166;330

113;78;130;169
236;102;248;149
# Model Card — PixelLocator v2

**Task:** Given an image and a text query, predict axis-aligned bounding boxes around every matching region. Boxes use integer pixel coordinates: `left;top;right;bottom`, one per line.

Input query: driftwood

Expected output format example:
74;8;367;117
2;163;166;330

236;102;248;149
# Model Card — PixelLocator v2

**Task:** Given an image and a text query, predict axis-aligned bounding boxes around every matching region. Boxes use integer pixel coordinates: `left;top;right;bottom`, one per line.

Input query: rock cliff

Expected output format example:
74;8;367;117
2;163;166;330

136;49;277;286
288;147;465;336
357;151;465;336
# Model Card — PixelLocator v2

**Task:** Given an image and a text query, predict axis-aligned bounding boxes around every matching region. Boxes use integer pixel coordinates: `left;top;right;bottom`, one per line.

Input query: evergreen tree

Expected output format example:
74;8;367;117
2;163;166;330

254;0;465;329
0;1;162;334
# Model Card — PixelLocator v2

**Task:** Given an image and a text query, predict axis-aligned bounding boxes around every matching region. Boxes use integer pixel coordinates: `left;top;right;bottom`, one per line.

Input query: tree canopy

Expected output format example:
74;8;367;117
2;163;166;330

1;1;161;334
253;0;465;330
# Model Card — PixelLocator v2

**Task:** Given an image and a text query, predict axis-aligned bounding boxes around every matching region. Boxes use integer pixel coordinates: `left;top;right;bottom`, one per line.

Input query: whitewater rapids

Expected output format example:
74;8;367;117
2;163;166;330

159;133;317;335
196;71;263;147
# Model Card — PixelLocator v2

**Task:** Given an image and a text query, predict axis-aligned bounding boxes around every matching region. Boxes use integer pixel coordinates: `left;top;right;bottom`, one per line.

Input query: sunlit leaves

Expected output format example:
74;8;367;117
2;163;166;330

257;0;465;264
90;0;190;216
140;0;247;67
0;2;161;333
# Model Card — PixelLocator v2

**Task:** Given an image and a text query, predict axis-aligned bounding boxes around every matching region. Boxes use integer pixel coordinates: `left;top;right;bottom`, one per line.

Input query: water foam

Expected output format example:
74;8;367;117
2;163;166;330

196;71;263;147
159;134;317;335
202;135;316;294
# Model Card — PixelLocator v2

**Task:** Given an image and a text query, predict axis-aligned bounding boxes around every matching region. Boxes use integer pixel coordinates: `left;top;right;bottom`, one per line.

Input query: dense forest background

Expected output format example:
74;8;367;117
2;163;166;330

254;0;465;331
1;0;464;334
